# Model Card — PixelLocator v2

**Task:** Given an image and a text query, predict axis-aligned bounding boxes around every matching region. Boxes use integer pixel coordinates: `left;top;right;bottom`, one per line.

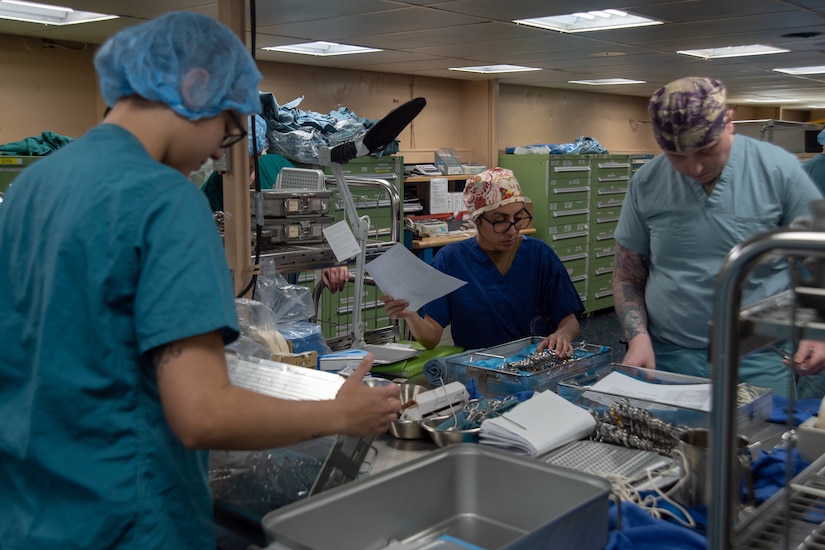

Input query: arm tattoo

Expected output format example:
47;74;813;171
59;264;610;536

612;244;651;342
152;344;183;379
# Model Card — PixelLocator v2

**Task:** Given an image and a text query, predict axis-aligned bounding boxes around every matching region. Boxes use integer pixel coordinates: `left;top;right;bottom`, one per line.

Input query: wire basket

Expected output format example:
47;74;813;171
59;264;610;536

275;167;327;191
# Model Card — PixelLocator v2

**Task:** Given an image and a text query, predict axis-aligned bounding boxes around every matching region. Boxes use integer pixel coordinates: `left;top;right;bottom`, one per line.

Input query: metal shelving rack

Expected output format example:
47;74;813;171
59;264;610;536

709;228;825;549
255;175;401;274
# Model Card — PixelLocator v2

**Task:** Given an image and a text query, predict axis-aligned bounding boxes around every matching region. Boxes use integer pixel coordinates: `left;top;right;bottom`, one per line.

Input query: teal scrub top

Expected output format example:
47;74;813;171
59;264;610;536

615;134;822;349
0;124;239;549
803;153;825;196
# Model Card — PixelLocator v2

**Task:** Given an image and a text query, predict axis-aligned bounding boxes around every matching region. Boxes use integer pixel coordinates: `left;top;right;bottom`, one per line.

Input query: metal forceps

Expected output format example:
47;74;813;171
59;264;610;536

464;395;519;423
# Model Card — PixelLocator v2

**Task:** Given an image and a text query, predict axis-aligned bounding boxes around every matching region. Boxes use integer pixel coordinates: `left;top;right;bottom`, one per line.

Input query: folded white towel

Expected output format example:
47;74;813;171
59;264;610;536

479;390;596;457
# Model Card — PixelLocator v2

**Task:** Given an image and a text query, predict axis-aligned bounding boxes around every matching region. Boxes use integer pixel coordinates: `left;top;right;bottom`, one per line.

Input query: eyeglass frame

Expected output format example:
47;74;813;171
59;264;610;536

221;110;247;148
478;209;533;234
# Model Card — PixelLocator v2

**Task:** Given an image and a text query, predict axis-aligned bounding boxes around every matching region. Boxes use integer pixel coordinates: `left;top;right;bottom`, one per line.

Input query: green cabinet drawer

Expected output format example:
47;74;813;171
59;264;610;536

590;220;618;244
547;213;589;238
587;271;615;313
593;197;624;210
563;257;588;281
548;175;590;190
591;242;616;260
550;234;588;259
548;193;589;214
590;254;615;274
593;185;627;198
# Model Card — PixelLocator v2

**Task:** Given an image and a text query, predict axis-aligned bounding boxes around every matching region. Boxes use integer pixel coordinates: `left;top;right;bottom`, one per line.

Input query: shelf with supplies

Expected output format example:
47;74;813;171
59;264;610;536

403;174;475;216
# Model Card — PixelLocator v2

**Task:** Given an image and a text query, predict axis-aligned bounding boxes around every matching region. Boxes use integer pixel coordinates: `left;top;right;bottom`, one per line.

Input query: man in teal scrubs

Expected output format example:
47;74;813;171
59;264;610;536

612;76;824;398
0;12;400;549
803;128;825;195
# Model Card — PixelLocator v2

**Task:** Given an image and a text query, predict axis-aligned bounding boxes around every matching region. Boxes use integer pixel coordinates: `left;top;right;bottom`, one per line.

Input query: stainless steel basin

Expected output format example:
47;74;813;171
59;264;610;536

263;443;610;550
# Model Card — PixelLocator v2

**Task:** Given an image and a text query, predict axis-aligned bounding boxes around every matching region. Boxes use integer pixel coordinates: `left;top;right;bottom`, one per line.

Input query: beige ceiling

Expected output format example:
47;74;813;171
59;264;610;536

3;0;825;106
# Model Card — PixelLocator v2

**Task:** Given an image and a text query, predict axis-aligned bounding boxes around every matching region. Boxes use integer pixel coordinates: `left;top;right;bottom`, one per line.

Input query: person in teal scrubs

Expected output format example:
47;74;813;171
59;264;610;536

200;114;296;211
612;77;824;398
0;12;400;549
803;128;825;195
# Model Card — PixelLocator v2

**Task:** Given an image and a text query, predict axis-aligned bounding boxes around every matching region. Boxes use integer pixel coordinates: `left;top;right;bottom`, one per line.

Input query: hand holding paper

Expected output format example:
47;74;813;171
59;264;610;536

365;243;466;312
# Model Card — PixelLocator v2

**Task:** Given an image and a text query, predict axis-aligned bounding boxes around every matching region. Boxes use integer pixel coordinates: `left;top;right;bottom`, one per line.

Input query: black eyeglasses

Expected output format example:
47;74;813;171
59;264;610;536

221;111;247;148
479;210;533;234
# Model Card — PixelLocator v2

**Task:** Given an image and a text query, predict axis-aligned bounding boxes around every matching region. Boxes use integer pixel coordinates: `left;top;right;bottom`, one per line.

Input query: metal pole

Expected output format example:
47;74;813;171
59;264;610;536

709;229;825;549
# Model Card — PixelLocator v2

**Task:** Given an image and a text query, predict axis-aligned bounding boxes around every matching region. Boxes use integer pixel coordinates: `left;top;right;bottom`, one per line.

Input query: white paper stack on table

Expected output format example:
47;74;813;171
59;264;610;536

479;390;596;458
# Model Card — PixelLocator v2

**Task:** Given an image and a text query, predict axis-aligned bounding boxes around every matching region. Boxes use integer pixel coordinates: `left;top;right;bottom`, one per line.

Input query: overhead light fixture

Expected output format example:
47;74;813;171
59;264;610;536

449;65;542;74
773;65;825;75
568;78;645;85
744;98;800;103
262;41;381;56
808;104;825;109
0;0;117;25
677;45;790;59
514;9;662;33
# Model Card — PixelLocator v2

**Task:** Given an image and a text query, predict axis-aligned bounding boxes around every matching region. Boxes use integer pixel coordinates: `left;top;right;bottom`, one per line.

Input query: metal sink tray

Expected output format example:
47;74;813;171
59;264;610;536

262;443;610;550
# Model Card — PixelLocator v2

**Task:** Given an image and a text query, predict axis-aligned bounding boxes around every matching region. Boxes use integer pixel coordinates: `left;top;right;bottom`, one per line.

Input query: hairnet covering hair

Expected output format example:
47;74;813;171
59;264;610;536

248;114;267;156
94;12;263;121
463;167;525;220
648;77;728;153
818;128;825;146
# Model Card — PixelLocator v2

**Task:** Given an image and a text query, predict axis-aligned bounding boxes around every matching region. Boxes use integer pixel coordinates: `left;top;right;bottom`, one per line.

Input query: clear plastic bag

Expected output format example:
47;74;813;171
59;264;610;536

254;258;316;323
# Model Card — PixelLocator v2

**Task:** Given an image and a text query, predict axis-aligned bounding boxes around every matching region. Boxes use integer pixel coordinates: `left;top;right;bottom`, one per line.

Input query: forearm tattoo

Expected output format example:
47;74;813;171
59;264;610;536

613;245;651;342
152;344;183;379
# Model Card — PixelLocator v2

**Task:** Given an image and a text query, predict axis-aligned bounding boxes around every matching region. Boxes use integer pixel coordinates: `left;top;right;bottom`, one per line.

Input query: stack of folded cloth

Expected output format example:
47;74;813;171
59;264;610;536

480;390;596;457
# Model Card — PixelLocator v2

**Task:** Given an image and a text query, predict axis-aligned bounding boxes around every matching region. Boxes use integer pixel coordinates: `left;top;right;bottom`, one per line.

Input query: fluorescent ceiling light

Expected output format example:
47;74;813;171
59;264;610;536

262;41;381;56
677;45;789;59
773;65;825;75
449;65;541;74
744;98;799;103
514;9;662;33
0;0;116;25
568;78;645;85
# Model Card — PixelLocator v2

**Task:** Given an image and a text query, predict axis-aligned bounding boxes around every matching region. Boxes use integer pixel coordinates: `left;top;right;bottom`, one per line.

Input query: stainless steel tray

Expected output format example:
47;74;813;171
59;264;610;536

263;444;610;550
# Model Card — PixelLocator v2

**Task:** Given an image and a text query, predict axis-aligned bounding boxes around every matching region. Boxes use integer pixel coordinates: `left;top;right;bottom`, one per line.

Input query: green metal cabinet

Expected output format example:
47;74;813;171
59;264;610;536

498;153;633;314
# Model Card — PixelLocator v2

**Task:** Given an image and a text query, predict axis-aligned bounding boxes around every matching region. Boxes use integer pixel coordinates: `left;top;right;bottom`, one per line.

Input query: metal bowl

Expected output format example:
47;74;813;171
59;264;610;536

420;415;481;448
398;383;427;407
388;384;429;440
388;418;425;439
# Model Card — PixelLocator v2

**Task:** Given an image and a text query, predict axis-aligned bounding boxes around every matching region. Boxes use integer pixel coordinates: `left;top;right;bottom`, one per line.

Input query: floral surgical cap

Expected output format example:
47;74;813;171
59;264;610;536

463;167;525;221
648;77;728;153
94;12;263;121
248;115;267;157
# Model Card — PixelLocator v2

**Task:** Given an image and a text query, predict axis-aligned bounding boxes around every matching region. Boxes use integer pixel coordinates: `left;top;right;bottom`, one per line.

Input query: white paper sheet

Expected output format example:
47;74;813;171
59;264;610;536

589;371;712;412
322;220;362;263
365;242;467;312
428;178;450;214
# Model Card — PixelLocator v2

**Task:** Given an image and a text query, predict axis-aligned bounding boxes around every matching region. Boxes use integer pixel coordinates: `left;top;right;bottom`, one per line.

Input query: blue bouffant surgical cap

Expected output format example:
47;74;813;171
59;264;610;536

94;12;262;121
818;128;825;146
249;115;267;156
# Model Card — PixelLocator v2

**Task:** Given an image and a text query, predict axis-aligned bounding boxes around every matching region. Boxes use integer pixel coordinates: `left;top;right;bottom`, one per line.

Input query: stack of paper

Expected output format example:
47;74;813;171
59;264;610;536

318;349;369;371
479;390;596;457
